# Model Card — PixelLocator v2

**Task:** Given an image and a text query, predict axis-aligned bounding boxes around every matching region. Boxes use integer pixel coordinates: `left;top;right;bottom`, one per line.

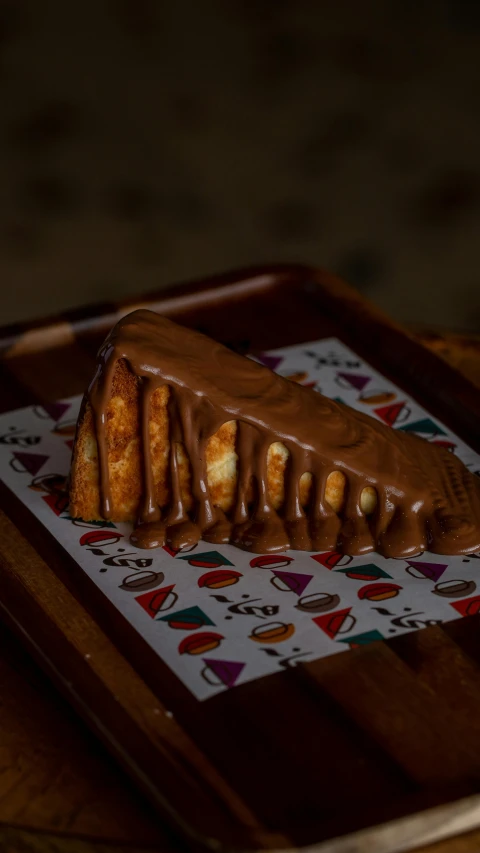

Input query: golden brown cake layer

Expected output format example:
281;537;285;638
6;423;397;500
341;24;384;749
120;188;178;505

70;360;376;523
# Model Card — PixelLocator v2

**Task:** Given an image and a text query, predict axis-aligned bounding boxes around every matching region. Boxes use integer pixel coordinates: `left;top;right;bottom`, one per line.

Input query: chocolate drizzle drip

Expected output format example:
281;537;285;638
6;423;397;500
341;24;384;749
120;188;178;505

86;309;480;557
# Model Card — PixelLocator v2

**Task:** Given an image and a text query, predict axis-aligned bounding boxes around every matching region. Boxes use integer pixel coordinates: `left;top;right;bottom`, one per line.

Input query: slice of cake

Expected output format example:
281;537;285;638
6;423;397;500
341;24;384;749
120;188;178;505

69;309;480;557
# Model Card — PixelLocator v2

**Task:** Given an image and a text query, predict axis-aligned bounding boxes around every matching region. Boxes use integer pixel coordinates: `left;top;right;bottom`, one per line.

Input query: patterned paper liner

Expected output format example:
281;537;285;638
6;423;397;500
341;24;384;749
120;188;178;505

1;338;479;700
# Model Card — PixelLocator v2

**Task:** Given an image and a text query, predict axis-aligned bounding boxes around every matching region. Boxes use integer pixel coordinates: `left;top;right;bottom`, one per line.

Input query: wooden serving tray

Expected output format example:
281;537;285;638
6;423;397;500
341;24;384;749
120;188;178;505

1;264;480;853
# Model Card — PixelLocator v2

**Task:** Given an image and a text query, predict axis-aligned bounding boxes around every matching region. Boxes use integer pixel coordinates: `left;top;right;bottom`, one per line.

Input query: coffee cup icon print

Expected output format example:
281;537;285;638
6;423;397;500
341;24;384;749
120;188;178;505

359;389;397;406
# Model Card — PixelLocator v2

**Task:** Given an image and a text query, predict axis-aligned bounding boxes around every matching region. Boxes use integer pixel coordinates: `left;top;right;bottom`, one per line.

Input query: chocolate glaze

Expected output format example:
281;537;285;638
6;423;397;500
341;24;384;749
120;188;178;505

86;309;480;557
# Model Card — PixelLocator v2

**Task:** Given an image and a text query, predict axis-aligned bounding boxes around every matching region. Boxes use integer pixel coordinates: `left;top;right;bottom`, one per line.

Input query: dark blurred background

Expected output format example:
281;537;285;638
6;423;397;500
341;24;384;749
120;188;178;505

1;0;480;329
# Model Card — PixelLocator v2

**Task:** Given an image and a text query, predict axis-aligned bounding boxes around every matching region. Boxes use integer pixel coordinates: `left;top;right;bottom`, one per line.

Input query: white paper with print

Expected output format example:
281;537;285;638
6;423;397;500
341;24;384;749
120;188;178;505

1;338;479;700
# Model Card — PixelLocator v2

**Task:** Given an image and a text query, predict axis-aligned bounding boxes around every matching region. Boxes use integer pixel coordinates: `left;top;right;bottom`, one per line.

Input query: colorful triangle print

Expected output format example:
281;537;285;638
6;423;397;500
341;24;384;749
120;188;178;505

158;605;215;630
163;544;179;557
313;607;355;639
374;402;408;427
406;561;448;581
451;595;480;617
311;551;352;570
399;418;446;437
335;563;393;581
202;659;245;688
271;570;313;595
176;550;235;568
337;629;383;648
256;353;284;371
41;402;71;421
12;452;49;475
336;372;371;391
136;585;177;618
42;492;69;516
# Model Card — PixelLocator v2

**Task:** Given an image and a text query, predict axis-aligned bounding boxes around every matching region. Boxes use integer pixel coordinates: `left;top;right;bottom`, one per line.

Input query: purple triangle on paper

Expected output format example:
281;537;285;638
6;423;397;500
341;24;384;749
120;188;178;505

406;560;448;582
42;402;71;422
12;452;49;475
257;353;284;371
203;659;245;688
337;372;371;391
272;570;313;595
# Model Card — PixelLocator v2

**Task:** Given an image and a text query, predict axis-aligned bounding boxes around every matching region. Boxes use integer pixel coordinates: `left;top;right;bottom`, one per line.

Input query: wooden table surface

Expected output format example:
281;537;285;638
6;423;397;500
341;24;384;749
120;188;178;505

0;318;479;853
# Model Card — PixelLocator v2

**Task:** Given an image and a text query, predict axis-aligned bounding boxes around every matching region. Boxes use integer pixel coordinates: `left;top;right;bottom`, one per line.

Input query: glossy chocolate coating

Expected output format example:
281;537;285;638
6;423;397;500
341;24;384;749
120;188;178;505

86;310;480;556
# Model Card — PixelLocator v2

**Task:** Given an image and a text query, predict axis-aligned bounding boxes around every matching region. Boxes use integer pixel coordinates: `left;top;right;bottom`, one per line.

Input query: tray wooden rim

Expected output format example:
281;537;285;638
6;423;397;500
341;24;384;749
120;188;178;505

2;263;479;449
1;263;480;853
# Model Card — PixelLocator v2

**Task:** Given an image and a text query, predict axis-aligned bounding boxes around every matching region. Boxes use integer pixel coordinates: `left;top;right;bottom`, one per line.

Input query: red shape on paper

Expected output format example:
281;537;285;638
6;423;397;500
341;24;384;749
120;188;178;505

42;492;69;516
313;607;354;639
357;582;402;601
311;551;352;570
451;595;480;618
136;585;177;618
179;632;224;655
79;529;123;547
163;544;178;557
374;402;408;427
250;554;294;569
